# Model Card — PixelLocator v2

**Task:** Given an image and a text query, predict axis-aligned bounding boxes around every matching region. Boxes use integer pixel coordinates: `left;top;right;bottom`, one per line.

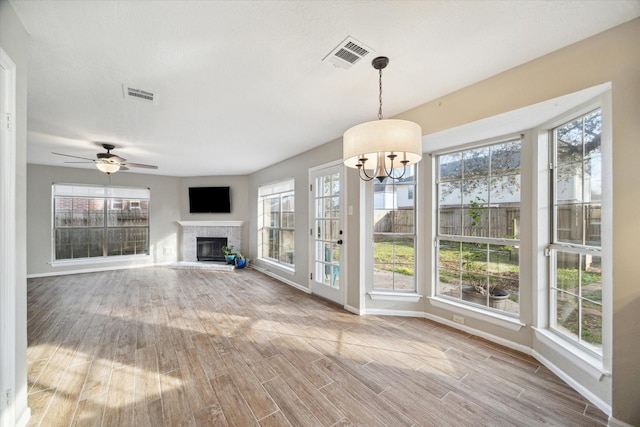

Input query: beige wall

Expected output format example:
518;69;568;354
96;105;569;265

179;175;251;256
248;140;343;294
395;18;639;425
26;167;254;275
1;0;30;424
179;175;249;221
18;14;639;426
27;165;183;275
246;18;640;425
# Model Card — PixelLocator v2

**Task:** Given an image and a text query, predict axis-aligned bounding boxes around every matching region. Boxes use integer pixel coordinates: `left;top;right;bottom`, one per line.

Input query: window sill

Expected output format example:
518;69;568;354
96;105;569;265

50;254;150;267
428;296;525;331
533;328;609;381
256;258;295;274
369;291;422;302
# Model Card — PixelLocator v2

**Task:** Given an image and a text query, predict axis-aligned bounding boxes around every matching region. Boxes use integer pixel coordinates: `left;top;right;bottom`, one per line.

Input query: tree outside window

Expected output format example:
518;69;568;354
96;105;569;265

550;109;603;353
436;140;521;315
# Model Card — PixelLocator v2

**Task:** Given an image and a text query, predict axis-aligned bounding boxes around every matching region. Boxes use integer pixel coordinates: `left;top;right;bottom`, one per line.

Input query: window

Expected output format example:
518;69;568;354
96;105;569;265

373;166;416;291
53;184;150;260
258;179;295;268
550;109;603;354
436;139;521;316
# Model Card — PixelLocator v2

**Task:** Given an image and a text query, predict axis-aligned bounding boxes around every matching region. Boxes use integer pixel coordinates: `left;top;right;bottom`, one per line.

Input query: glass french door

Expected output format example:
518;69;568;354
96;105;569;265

309;163;345;305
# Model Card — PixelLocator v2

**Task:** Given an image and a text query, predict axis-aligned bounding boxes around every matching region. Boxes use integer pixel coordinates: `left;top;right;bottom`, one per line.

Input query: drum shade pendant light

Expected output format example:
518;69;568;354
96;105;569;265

343;56;422;181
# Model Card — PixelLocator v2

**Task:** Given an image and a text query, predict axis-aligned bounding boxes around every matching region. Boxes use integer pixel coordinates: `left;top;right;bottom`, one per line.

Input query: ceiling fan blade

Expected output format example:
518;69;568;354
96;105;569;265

52;152;95;161
121;161;158;169
63;161;94;164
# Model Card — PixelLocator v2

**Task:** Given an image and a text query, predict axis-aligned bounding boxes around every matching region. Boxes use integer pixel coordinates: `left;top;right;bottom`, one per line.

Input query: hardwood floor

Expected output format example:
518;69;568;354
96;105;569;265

26;267;607;426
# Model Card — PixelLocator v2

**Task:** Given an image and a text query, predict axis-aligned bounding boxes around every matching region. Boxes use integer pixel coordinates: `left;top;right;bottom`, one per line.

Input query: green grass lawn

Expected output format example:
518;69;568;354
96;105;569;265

438;244;520;273
437;243;602;345
374;240;415;275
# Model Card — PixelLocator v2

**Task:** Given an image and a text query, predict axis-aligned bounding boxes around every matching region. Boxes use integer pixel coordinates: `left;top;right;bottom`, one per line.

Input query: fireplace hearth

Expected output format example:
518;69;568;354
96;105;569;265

197;237;227;262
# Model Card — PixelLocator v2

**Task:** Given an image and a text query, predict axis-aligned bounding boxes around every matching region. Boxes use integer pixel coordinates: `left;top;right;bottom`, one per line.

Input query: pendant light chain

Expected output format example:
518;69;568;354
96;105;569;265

378;67;384;120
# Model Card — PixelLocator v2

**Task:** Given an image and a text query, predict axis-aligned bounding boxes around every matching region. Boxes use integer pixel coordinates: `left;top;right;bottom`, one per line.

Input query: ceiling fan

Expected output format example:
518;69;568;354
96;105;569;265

52;143;158;174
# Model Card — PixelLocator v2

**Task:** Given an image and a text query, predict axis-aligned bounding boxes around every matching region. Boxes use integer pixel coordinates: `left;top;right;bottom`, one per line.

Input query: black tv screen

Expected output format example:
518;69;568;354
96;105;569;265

188;187;231;213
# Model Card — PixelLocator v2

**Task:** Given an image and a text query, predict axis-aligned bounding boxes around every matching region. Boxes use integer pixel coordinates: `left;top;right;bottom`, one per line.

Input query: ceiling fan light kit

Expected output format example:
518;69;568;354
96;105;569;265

52;143;158;175
343;56;423;182
95;160;121;174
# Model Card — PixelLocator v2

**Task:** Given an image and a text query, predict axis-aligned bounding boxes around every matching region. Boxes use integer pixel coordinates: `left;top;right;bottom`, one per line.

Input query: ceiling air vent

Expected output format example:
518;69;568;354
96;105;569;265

323;36;374;69
123;85;158;104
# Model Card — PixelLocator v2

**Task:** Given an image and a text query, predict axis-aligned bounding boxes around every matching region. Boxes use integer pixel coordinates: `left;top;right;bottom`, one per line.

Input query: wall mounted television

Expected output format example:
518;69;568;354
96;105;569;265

188;186;231;213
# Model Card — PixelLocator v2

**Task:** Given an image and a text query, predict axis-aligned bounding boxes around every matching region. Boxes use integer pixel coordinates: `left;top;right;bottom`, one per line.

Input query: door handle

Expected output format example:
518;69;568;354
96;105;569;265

337;239;343;245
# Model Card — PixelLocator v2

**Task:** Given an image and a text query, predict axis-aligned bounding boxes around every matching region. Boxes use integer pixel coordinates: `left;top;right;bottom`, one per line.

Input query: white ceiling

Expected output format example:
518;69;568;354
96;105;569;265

10;0;640;177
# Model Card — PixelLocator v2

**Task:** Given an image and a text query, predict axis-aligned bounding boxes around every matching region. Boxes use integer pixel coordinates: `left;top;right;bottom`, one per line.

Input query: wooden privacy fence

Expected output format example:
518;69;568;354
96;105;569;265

438;208;519;238
374;210;415;234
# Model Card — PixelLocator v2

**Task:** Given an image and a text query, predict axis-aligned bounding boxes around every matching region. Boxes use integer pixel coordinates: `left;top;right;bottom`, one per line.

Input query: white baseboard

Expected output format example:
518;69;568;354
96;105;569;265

364;308;426;318
532;350;611;416
608;416;635;427
424;310;612;417
344;304;361;315
423;311;531;355
360;308;530;354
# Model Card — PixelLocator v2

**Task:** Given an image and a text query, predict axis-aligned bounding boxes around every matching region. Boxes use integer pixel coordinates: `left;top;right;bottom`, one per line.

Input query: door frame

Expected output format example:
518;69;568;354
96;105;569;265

0;47;17;427
308;160;347;307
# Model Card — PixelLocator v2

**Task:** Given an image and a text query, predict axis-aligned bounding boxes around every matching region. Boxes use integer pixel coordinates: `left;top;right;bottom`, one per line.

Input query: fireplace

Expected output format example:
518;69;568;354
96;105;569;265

178;221;244;263
196;237;227;262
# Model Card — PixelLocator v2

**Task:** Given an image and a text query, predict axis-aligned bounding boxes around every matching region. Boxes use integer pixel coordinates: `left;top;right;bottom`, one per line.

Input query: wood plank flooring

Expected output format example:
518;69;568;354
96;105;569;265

26;267;607;426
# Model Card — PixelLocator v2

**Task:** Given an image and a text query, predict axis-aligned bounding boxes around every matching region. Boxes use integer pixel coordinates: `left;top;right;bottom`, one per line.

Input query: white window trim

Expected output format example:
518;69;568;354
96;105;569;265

429;296;525;331
533;327;610;381
368;291;423;302
51;183;151;263
534;95;612;369
49;253;149;267
420;84;612;413
433;135;524;319
257;178;296;269
255;256;295;274
536;97;613;368
372;166;418;293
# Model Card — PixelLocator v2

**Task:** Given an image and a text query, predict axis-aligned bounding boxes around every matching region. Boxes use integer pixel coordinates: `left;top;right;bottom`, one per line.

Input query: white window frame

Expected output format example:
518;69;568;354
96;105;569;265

51;183;151;264
257;178;295;270
545;104;610;362
434;136;523;318
372;166;418;293
423;84;612;384
529;91;612;382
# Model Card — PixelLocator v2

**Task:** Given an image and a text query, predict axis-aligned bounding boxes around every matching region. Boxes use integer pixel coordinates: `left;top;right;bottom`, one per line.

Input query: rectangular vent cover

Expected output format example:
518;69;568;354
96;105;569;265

123;85;158;104
323;36;373;69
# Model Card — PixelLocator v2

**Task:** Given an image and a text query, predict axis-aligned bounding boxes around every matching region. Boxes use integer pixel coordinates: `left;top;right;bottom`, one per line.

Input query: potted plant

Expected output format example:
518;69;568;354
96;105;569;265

221;245;236;264
461;197;510;310
461;283;510;310
234;252;247;269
